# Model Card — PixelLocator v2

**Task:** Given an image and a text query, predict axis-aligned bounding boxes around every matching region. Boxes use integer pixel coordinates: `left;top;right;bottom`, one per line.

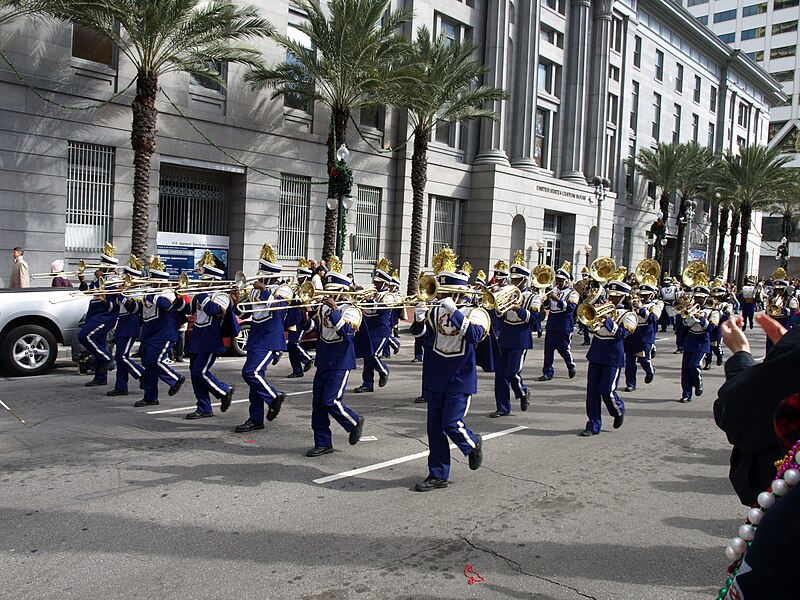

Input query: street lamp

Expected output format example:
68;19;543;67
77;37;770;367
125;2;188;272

584;244;592;266
681;199;697;269
325;144;354;260
591;176;610;260
536;239;546;265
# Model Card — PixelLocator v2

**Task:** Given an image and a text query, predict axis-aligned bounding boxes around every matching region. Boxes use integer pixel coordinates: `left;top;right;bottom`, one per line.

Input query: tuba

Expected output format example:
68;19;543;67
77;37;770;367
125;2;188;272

590;257;616;283
482;285;522;313
682;260;709;288
635;258;661;286
531;264;555;289
576;300;617;332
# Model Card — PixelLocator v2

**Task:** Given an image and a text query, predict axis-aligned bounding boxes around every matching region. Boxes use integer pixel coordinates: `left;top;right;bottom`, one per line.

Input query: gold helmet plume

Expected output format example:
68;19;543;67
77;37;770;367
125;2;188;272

432;247;458;275
375;257;392;273
260;243;277;263
460;261;473;276
151;255;166;271
198;250;217;268
127;254;143;270
560;261;571;275
328;255;343;274
493;259;508;272
511;249;525;266
101;242;116;259
476;269;487;281
298;256;309;269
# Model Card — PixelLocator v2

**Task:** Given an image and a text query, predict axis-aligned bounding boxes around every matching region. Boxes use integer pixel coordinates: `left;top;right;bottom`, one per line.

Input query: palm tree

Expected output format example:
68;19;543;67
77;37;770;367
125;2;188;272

717;145;794;286
673;144;715;271
247;0;413;261
43;0;273;259
766;179;800;242
396;27;507;296
727;208;740;284
0;0;69;27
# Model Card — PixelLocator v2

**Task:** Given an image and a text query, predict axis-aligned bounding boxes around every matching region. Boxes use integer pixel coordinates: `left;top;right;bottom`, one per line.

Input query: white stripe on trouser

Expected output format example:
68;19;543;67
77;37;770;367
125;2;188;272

332;371;357;427
121;338;142;378
86;324;111;362
512;350;527;395
157;342;174;380
202;353;225;396
610;367;622;416
457;395;476;449
297;346;311;361
253;351;277;399
372;339;388;375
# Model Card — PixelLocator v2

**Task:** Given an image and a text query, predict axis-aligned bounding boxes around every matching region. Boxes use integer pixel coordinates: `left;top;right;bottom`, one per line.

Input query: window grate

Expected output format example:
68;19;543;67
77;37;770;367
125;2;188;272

66;141;115;253
278;174;311;259
158;166;230;236
432;197;457;255
355;185;381;262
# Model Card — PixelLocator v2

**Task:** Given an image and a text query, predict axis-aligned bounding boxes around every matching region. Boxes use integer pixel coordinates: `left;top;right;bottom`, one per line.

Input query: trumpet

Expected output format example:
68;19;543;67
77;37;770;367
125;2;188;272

417;275;481;302
576;300;617;332
680;303;703;319
767;296;785;318
704;296;718;309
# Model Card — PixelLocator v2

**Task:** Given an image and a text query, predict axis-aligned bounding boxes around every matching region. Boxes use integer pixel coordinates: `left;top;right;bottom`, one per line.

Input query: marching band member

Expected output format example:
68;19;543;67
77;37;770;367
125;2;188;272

539;261;579;382
353;258;393;393
235;245;291;432
623;282;662;391
286;257;315;378
739;276;757;330
574;267;592;345
705;280;732;369
133;258;187;408
410;248;488;491
305;257;365;457
766;271;798;353
384;269;403;357
78;245;121;387
580;271;637;436
659;274;677;333
679;285;717;403
673;282;690;354
490;251;534;417
107;256;145;396
184;254;238;419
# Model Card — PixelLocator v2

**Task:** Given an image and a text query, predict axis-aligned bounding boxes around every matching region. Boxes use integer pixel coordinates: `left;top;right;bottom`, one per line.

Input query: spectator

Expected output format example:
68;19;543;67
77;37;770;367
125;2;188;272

10;247;29;288
311;265;325;291
141;255;155;278
308;259;318;273
320;259;328;273
50;260;74;288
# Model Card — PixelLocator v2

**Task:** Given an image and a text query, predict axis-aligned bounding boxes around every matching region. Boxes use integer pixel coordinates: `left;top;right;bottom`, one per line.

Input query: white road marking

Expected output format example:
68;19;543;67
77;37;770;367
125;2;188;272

145;389;313;415
313;425;528;485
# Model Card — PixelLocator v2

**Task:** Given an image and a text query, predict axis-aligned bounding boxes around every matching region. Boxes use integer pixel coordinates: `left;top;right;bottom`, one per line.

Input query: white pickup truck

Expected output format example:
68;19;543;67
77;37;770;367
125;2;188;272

0;288;90;376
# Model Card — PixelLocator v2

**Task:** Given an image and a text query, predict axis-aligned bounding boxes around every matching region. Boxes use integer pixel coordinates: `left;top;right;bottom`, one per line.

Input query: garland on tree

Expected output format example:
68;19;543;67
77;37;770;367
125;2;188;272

329;161;353;199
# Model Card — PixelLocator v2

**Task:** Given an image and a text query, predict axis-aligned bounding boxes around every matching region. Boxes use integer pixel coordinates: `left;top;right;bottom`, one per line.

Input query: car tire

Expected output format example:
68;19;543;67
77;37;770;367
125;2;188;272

1;325;58;376
231;323;249;357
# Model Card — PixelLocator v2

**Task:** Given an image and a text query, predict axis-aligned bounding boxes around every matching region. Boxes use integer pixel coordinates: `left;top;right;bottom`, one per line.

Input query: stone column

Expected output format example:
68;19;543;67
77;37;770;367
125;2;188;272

584;0;613;182
474;0;510;166
509;0;539;171
559;0;592;182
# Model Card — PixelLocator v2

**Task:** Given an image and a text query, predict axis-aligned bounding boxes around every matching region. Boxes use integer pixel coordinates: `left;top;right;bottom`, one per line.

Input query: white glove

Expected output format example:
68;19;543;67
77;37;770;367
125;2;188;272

440;297;457;315
414;304;427;322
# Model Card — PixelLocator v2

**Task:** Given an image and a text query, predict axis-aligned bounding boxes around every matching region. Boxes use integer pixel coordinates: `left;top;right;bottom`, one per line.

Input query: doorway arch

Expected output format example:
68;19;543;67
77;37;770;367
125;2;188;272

511;214;526;264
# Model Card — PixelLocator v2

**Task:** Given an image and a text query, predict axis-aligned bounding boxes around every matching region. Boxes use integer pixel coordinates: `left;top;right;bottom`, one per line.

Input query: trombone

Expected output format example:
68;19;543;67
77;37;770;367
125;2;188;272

31;258;107;279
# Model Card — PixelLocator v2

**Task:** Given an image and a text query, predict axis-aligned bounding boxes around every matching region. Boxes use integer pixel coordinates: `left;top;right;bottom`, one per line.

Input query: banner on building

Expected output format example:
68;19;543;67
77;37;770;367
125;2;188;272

156;232;230;279
688;249;707;263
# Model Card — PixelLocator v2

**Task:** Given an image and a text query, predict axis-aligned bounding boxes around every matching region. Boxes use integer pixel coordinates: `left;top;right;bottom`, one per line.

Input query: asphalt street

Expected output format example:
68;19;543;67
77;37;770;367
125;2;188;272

0;326;767;600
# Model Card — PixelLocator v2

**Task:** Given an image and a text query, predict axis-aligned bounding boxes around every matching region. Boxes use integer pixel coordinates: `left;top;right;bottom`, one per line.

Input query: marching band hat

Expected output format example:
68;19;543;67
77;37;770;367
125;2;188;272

556;261;572;281
638;283;658;295
510;264;531;278
324;256;350;290
257;243;282;277
492;258;509;279
149;255;169;280
692;285;710;296
711;285;727;295
433;247;469;290
475;269;487;287
201;264;224;280
437;270;469;289
774;278;789;288
663;276;673;284
122;264;142;278
296;257;313;278
580;266;590;276
373;257;393;284
390;269;401;287
99;242;119;266
606;280;632;295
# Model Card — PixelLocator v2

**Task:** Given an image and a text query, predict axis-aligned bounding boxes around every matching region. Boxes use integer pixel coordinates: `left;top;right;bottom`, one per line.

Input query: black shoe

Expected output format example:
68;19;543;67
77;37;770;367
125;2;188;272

717;355;723;366
168;375;186;397
133;399;158;407
537;375;552;382
679;396;692;403
613;412;624;429
651;346;657;358
393;345;400;355
414;477;448;492
234;419;264;433
537;331;542;338
220;384;235;413
414;395;427;404
306;446;334;457
489;410;510;418
469;434;483;470
287;372;303;378
579;429;598;437
624;386;635;393
703;363;711;371
349;416;365;445
271;354;281;366
267;392;285;422
185;410;213;420
673;349;682;354
645;371;654;384
520;391;530;412
568;368;576;379
379;374;389;388
581;341;590;346
695;380;703;396
303;358;314;373
353;385;373;393
85;379;106;387
411;358;422;363
106;389;128;396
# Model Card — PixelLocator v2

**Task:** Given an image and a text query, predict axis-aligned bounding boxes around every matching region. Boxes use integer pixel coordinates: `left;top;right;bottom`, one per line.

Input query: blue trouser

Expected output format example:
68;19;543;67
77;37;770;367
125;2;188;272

741;304;755;329
675;320;684;351
113;336;143;392
384;335;400;357
658;311;673;332
680;350;705;399
624;344;654;389
425;389;478;481
707;341;723;366
189;352;230;414
141;340;180;402
288;341;312;374
78;321;112;382
542;330;575;378
494;348;527;413
584;362;624;434
413;337;424;361
242;348;280;424
311;369;359;448
578;322;590;344
362;337;389;387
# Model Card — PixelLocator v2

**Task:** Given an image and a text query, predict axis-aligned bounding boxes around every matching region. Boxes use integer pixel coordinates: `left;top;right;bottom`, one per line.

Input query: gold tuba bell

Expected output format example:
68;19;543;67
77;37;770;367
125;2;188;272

482;285;522;313
590;257;616;283
576;300;617;332
635;259;661;286
767;295;785;318
682;260;709;288
531;264;555;289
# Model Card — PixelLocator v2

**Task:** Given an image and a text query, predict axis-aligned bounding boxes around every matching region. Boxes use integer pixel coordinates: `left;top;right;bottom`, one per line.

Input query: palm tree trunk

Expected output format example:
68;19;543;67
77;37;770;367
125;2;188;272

406;127;429;297
715;206;729;278
130;71;158;259
737;205;752;287
727;210;740;283
708;202;719;275
673;196;687;272
323;110;349;262
659;193;670;222
656;192;670;271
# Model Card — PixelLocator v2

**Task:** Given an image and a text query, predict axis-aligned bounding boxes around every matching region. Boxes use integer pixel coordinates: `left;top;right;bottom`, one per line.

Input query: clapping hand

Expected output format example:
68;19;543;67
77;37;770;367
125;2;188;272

720;316;750;354
755;313;788;345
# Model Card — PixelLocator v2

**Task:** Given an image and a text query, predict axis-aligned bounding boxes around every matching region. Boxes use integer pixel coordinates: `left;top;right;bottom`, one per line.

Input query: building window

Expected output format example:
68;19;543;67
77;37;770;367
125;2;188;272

284;24;312;112
710;86;717;113
534;108;550;168
738;103;750;128
774;0;800;10
278;174;310;259
630;81;639;130
611;17;623;53
71;23;115;66
707;122;716;148
540;24;564;48
746;50;765;61
675;63;684;93
693;75;702;103
360;106;384;131
692;114;700;143
537;60;558;96
428;197;461;258
741;27;766;40
697;15;709;25
713;9;737;23
672;104;681;143
719;33;735;43
190;62;227;93
609;65;620;82
688;0;708;5
354;185;381;262
542;0;565;15
437;13;472;47
543;212;562;267
159;166;230;237
652;92;662;140
626;140;636;194
655;50;664;81
737;136;747;148
66;142;115;252
772;21;799;35
608;93;619;126
742;2;767;16
771;70;796;82
633;36;642;68
771;45;797;60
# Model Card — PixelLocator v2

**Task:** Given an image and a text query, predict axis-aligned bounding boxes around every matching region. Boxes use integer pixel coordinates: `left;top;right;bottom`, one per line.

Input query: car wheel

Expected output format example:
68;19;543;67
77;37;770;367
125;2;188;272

231;324;249;357
1;325;58;376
